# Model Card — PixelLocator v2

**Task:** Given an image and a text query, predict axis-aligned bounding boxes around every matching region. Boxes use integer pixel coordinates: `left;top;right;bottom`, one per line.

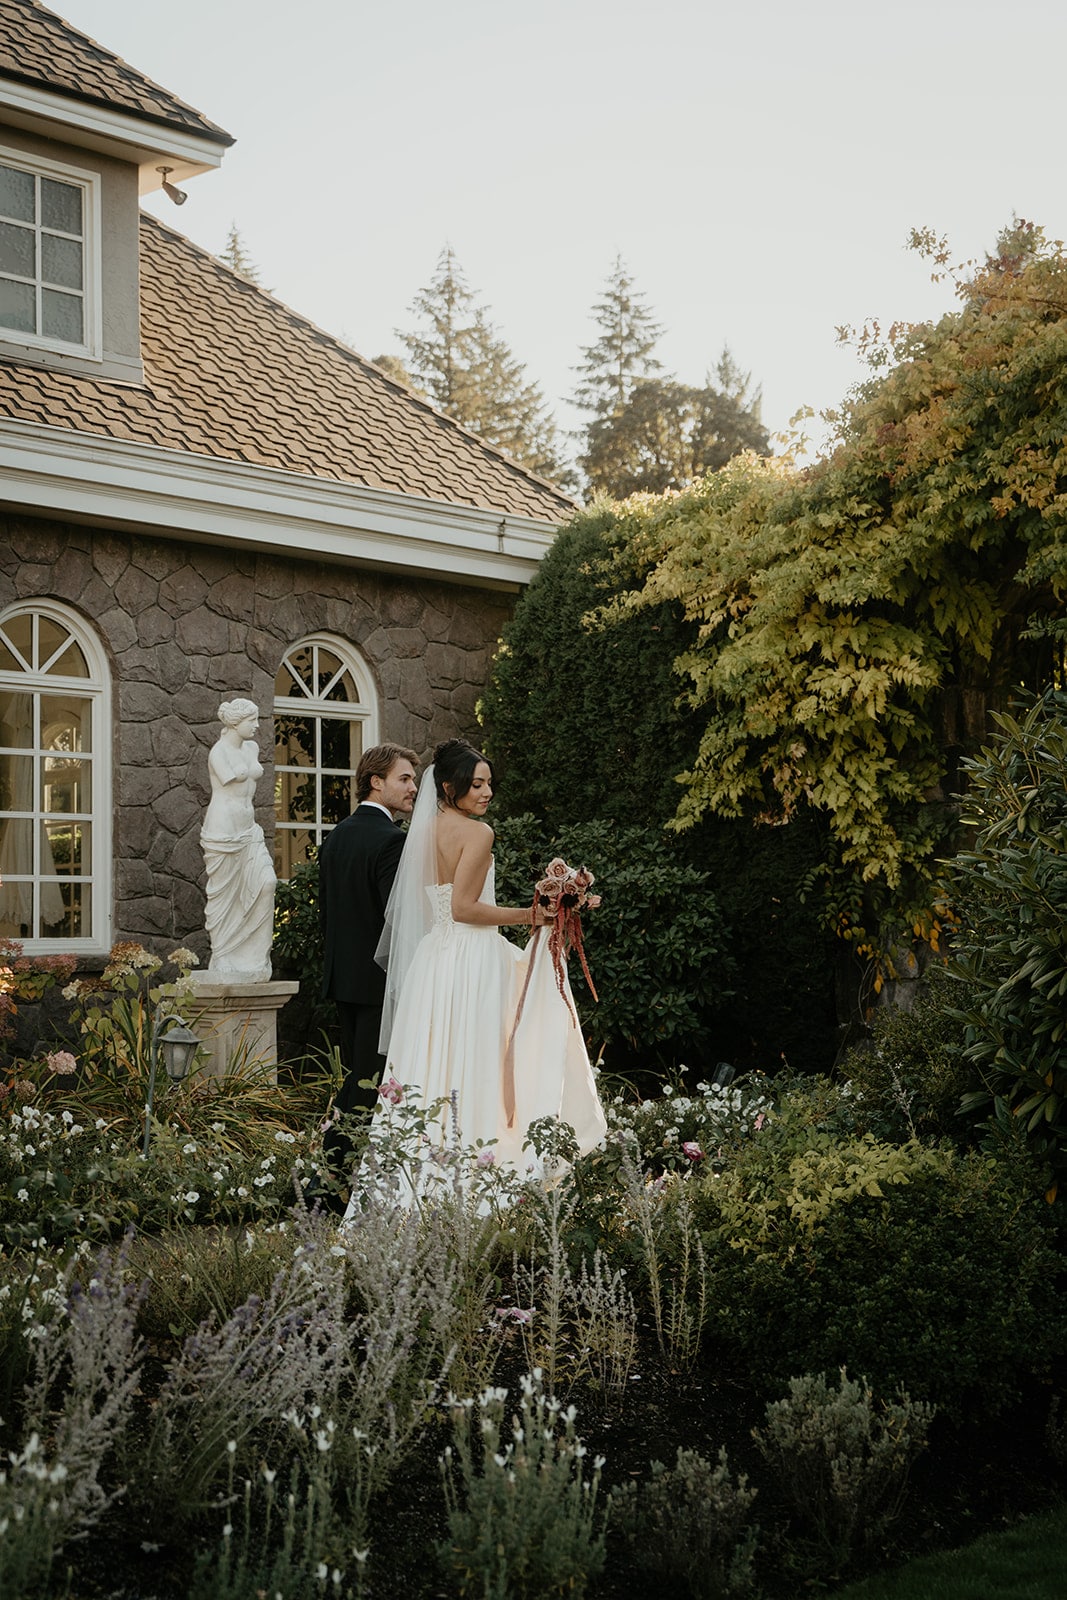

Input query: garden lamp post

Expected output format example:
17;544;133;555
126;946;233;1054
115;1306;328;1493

142;1013;201;1157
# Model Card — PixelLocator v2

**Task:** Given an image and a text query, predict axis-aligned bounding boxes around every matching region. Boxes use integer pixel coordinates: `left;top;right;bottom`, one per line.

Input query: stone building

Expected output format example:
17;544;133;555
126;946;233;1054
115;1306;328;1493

0;0;571;967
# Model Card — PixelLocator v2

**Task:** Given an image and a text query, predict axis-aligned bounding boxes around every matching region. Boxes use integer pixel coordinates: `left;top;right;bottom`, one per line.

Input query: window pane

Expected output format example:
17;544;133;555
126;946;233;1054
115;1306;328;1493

316;649;343;695
325;670;359;703
41;757;90;816
280;646;313;696
274;714;316;768
47;642;89;678
41;879;88;939
40;178;82;235
1;614;31;666
0;816;32;874
38;617;69;669
321;717;360;771
0;752;32;812
0;693;33;749
41;234;82;291
43;820;87;873
0;876;34;938
274;827;312;878
0;278;35;334
322;774;355;825
278;768;316;823
0;220;34;278
41;695;91;753
41;288;83;345
39;617;87;675
0;164;34;224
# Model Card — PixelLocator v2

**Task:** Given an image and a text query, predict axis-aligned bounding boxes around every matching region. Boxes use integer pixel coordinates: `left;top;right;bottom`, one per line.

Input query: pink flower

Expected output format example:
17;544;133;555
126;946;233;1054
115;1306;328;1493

378;1076;404;1106
476;1148;496;1167
754;1112;766;1131
545;858;569;880
682;1141;704;1161
494;1306;533;1324
46;1050;77;1076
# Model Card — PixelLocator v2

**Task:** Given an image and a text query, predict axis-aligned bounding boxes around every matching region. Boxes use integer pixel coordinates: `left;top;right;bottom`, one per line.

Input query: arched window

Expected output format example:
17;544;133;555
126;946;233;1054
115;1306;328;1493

0;600;111;950
273;634;379;877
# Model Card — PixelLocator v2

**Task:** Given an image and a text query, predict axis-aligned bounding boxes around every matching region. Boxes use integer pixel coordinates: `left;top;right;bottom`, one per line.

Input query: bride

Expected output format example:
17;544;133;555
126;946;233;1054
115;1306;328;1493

348;738;606;1202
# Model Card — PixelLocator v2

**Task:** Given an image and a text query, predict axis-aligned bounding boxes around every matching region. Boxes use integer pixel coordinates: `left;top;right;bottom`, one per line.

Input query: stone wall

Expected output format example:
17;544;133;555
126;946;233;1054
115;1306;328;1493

0;514;514;959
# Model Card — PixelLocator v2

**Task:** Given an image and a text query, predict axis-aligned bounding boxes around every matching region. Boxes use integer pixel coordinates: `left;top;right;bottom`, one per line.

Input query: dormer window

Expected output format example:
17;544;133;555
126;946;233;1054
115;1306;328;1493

0;148;98;360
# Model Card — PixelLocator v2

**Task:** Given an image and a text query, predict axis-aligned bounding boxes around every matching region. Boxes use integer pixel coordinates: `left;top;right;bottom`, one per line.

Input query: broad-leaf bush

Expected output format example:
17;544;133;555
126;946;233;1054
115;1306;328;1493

945;688;1067;1191
493;815;735;1062
836;964;973;1145
691;1084;1061;1414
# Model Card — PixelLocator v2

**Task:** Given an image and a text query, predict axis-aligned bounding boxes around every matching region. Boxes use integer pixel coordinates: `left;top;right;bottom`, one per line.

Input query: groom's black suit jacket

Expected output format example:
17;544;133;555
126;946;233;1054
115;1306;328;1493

318;803;405;1005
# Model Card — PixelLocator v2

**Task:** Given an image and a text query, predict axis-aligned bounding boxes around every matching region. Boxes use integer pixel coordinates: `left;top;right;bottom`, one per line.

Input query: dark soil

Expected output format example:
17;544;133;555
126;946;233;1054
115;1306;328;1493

62;1336;1067;1599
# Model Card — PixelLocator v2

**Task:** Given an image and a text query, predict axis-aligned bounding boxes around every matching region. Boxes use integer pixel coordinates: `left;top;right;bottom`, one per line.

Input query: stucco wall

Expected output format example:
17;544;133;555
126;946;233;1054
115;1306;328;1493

0;514;514;958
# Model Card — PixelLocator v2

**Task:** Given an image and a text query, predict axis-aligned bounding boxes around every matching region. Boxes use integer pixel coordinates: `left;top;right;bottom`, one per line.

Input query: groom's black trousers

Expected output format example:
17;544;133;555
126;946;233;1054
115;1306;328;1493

321;1000;385;1180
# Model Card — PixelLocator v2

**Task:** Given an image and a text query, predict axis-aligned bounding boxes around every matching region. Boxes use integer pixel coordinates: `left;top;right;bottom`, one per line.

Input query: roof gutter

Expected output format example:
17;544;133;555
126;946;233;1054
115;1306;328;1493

0;418;560;589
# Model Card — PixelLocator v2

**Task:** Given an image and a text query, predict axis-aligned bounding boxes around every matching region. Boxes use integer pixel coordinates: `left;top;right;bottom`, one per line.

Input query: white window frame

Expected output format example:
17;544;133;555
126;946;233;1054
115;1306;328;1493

0;599;112;954
273;633;379;876
0;144;102;362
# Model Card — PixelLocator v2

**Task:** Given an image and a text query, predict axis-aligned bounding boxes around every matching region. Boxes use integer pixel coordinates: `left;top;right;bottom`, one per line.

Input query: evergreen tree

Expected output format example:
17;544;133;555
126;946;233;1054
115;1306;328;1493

397;247;567;482
370;352;424;394
572;255;664;419
218;222;262;285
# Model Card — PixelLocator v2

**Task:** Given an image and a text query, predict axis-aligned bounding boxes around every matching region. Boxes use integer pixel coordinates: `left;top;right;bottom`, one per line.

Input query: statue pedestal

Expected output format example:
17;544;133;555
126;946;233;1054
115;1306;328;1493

188;978;299;1082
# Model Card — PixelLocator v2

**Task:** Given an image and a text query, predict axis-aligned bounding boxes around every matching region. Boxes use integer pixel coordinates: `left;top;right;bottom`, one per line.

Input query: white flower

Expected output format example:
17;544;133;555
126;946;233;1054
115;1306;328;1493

184;1191;200;1204
182;1142;197;1155
16;1189;28;1203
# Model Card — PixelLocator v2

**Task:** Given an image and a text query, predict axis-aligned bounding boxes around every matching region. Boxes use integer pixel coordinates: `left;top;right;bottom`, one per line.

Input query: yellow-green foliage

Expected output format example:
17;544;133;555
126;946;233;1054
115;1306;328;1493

604;223;1067;947
709;1127;947;1258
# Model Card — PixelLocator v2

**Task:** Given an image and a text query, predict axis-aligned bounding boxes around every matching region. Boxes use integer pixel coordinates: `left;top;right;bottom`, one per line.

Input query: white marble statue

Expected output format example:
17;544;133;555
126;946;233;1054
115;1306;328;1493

199;698;276;984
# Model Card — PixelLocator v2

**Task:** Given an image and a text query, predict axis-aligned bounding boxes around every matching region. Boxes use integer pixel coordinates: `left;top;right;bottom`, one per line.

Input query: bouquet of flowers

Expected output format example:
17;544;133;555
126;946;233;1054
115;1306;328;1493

532;857;601;1014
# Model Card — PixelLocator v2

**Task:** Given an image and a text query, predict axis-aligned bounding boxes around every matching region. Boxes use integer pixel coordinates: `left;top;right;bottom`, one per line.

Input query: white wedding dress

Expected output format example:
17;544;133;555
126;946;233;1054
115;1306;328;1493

361;857;606;1194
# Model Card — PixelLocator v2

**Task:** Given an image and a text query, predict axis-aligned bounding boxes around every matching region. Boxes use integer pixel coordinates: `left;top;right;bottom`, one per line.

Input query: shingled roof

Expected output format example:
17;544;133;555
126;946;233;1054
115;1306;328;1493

0;0;233;144
0;213;574;521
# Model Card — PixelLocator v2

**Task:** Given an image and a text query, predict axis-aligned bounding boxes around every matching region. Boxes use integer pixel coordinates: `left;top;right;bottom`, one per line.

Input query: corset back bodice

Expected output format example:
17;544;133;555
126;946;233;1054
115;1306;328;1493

425;860;497;927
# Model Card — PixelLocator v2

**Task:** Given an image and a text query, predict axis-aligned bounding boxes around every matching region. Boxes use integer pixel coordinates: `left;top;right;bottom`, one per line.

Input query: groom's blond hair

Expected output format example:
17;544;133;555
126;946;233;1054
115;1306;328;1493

356;743;418;803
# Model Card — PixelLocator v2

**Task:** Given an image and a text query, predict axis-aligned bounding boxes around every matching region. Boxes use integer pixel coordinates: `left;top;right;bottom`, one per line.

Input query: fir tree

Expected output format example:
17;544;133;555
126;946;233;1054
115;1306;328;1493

218;223;262;285
572;255;664;419
397;247;567;482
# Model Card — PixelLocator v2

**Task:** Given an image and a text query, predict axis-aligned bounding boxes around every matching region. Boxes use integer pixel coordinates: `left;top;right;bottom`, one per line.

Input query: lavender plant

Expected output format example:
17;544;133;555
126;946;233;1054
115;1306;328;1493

438;1370;607;1600
753;1367;934;1575
1;1238;144;1595
611;1446;759;1598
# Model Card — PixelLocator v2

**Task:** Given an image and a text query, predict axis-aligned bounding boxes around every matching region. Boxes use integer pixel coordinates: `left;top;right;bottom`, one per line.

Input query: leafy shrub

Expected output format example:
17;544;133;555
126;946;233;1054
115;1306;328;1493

438;1369;607;1599
493;814;735;1062
272;850;339;1061
836;963;973;1144
944;688;1067;1191
611;1446;758;1598
693;1086;1062;1414
753;1368;933;1578
480;505;704;830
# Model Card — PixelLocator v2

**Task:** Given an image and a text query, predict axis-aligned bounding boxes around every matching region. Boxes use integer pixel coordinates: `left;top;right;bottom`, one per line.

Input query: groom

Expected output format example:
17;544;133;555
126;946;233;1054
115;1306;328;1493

314;742;418;1210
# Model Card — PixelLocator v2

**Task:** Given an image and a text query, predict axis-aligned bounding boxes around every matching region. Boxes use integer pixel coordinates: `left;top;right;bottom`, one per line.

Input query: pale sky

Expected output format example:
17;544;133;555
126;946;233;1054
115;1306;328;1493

56;0;1067;467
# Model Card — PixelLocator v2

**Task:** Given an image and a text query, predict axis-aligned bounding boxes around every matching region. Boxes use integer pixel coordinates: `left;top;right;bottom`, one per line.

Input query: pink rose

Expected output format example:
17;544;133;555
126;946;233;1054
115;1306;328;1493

378;1075;404;1106
682;1141;704;1161
476;1148;496;1167
545;858;569;879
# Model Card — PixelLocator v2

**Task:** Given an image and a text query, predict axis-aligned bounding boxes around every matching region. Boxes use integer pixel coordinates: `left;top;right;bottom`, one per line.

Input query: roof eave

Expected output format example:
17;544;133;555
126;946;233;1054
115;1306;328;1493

0;418;561;589
0;75;232;186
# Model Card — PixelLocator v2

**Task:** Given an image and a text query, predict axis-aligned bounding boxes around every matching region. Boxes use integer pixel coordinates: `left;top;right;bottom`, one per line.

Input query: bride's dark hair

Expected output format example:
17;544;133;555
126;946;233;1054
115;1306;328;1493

434;738;492;808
